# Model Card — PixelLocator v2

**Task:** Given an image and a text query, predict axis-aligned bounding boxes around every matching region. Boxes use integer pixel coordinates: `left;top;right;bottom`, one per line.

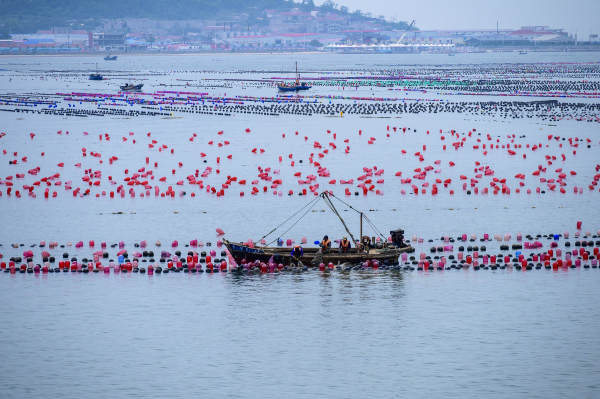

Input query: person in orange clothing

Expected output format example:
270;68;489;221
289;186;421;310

340;236;351;253
320;235;331;254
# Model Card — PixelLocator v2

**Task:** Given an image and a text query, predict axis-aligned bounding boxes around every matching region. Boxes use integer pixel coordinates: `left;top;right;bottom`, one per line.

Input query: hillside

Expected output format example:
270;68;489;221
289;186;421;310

0;0;414;35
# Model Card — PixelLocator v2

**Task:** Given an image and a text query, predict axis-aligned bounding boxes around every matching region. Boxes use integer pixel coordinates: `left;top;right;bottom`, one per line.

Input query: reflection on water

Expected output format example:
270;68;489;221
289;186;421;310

1;270;600;398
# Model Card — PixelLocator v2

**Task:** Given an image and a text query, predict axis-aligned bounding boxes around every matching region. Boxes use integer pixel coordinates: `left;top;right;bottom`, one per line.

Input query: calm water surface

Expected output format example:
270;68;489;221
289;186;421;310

1;52;600;398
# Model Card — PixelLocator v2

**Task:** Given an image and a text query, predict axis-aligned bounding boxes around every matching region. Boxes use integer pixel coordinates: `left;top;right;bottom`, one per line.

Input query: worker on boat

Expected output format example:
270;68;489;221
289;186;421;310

361;236;371;254
340;236;351;253
290;245;303;267
320;235;331;254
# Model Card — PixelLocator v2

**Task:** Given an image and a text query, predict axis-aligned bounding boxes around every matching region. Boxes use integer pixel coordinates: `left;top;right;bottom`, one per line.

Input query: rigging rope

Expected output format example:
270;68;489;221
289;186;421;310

254;195;321;244
253;191;388;248
267;197;322;246
329;193;388;241
322;193;357;245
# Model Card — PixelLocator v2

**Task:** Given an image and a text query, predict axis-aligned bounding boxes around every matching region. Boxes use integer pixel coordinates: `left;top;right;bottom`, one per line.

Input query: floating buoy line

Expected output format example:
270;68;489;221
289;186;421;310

2;223;599;275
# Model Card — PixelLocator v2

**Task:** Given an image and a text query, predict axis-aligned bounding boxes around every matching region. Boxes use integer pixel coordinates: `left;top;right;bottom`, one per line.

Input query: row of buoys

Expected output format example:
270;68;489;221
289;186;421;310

4;257;599;274
4;234;599;265
4;88;600;122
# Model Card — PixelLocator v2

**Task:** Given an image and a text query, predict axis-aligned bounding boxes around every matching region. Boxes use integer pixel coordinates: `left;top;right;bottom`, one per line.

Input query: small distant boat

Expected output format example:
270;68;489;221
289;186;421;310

120;83;143;91
448;52;456;56
89;63;102;80
104;55;117;61
519;50;527;55
277;61;311;91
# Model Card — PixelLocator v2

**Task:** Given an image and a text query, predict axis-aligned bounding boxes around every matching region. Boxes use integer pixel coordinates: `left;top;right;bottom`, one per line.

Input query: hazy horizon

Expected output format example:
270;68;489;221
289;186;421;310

317;0;599;39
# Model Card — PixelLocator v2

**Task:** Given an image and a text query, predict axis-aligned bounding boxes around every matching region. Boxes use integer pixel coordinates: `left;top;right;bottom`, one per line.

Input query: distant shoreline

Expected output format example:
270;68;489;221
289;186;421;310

0;51;325;58
1;48;599;58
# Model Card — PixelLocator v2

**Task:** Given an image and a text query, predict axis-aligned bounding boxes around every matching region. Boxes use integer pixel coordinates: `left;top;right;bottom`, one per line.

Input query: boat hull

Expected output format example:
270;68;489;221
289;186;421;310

223;240;413;266
277;85;311;91
120;84;144;91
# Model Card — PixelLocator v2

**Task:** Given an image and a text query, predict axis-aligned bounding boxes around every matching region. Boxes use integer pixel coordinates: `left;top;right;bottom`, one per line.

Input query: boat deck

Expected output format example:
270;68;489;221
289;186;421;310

224;240;413;266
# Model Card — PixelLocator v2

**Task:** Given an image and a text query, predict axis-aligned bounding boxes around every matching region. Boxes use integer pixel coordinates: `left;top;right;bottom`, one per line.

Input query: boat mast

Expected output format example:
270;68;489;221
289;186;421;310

320;192;357;246
360;212;363;244
295;61;299;85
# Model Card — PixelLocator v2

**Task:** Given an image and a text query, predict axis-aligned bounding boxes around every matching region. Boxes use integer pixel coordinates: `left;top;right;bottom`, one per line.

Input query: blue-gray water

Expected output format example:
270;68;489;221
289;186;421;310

3;270;600;399
1;52;600;398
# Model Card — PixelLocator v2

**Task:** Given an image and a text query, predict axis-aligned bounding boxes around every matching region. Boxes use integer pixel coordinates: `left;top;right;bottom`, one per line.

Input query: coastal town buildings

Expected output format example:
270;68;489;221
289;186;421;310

0;18;589;53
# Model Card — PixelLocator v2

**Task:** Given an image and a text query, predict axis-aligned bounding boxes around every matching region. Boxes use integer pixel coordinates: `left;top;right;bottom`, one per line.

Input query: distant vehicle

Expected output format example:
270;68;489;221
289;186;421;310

277;61;311;92
104;55;117;60
120;83;143;91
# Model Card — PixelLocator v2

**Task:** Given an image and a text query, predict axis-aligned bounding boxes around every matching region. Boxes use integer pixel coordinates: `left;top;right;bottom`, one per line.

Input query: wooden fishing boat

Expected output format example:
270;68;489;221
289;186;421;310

104;55;117;60
120;83;144;91
223;192;413;266
277;61;311;92
89;63;103;80
224;239;411;266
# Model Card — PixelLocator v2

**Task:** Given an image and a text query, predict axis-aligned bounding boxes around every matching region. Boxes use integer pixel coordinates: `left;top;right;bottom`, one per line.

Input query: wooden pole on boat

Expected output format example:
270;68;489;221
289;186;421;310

360;212;363;246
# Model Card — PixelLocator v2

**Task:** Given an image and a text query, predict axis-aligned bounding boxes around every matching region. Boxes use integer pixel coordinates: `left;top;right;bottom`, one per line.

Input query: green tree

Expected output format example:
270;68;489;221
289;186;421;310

300;0;315;11
321;0;338;11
